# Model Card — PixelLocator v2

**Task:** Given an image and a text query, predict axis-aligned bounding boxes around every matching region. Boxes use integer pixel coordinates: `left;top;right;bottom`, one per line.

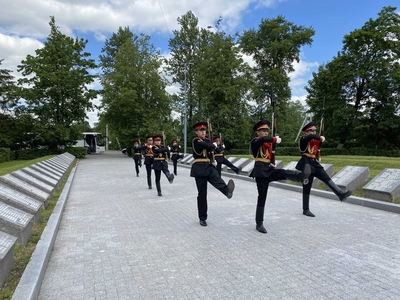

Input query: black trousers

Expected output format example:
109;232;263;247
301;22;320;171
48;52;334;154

255;169;288;208
171;154;184;174
133;158;141;175
216;158;238;176
194;166;227;221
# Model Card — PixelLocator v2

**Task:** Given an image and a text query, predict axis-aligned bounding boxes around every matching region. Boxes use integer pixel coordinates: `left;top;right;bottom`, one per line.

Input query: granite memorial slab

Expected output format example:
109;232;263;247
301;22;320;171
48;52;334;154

221;157;238;171
11;170;54;194
0;174;50;205
180;155;192;164
0;231;17;287
0;183;43;222
28;165;60;181
43;160;68;172
0;202;33;246
362;168;400;202
21;167;58;187
239;160;283;175
36;162;63;178
329;166;369;192
185;157;195;165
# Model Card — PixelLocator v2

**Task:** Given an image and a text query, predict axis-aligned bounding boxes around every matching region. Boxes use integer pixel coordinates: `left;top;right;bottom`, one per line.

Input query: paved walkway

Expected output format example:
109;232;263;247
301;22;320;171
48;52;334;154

36;151;400;300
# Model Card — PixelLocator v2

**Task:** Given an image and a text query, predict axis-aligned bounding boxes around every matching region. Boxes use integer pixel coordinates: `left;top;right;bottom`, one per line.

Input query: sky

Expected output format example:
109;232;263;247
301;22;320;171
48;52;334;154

1;0;399;127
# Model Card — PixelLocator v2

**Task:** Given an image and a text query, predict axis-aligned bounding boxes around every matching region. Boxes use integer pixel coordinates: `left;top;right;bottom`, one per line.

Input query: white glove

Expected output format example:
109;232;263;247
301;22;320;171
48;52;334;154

213;142;217;147
148;145;153;148
320;136;325;142
275;136;282;144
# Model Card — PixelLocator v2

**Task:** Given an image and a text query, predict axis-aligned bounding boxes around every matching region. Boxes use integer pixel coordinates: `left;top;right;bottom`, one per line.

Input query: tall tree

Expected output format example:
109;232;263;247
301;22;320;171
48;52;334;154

99;33;170;148
306;6;400;148
240;15;314;137
17;16;98;149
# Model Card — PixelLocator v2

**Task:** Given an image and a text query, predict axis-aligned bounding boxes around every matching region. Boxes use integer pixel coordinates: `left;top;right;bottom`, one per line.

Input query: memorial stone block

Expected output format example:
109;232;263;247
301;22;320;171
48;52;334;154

0;231;17;287
44;160;68;172
180;155;192;164
21;167;58;187
11;170;54;194
0;183;42;222
241;161;254;174
185;157;195;165
36;162;63;178
329;166;369;192
362;168;400;202
0;174;50;205
28;165;60;181
0;202;33;246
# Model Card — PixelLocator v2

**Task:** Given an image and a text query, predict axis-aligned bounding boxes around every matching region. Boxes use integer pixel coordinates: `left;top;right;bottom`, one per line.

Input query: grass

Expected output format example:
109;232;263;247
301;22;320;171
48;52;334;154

231;154;400;203
0;156;74;300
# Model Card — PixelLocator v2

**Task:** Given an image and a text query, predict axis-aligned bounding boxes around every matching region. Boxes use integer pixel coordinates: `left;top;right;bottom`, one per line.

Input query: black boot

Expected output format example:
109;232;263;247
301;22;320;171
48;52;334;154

156;181;162;196
226;179;235;199
326;180;352;201
285;164;311;185
147;177;152;189
302;194;315;217
167;172;174;184
255;206;267;233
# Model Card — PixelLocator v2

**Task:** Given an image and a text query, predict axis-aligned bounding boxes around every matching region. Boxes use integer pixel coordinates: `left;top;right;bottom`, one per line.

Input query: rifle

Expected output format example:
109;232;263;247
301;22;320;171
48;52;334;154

137;132;142;167
270;96;277;166
206;114;215;163
316;97;325;161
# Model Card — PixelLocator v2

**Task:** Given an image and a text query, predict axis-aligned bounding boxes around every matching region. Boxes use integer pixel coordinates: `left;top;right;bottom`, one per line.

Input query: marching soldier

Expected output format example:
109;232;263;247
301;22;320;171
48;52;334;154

190;121;235;227
250;120;311;234
213;136;241;176
132;140;142;177
136;135;154;189
152;135;174;196
170;139;184;176
296;121;352;217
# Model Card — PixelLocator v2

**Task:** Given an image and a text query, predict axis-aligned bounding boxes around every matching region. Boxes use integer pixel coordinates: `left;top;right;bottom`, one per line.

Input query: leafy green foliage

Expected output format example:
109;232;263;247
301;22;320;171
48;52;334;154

17;16;98;150
306;6;400;149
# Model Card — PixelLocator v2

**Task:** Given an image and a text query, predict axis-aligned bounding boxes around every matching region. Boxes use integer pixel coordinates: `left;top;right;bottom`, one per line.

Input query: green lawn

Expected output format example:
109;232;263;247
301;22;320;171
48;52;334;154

0;155;56;176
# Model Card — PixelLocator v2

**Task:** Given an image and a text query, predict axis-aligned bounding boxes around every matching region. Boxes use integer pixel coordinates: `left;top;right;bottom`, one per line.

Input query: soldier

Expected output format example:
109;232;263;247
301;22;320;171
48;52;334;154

213;136;241;176
250;120;311;234
136;135;154;189
170;139;184;176
190;121;235;227
152;135;174;196
296;121;352;217
132;140;142;177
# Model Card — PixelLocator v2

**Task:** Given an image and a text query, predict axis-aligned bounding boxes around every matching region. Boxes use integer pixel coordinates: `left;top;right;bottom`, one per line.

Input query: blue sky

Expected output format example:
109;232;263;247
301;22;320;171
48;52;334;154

1;0;398;126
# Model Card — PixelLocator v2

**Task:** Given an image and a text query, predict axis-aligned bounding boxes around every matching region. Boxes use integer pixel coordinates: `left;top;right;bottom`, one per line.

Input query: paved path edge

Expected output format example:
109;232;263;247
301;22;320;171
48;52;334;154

11;160;78;300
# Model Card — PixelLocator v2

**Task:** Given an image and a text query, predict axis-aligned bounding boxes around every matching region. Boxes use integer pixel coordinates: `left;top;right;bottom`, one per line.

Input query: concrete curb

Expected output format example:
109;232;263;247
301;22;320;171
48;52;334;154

11;160;78;300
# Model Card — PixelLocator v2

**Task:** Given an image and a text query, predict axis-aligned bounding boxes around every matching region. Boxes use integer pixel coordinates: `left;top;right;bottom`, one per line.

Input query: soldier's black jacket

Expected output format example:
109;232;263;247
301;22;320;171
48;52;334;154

249;136;278;178
190;137;215;177
137;144;154;165
152;144;169;171
296;134;323;171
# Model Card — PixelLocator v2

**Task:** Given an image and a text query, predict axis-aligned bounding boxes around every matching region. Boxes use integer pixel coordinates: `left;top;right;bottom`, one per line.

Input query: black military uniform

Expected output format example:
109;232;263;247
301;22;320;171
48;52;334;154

132;140;142;177
190;121;235;227
213;136;241;176
170;139;184;176
152;135;174;196
250;120;311;233
137;135;154;189
296;121;352;217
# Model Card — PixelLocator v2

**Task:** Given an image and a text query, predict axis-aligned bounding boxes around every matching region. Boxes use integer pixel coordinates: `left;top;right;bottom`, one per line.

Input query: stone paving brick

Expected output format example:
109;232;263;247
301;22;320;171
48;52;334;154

37;151;400;300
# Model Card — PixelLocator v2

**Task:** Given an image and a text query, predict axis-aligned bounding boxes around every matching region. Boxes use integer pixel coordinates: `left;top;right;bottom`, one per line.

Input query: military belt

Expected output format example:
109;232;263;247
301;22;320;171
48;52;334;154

254;158;270;163
194;158;210;163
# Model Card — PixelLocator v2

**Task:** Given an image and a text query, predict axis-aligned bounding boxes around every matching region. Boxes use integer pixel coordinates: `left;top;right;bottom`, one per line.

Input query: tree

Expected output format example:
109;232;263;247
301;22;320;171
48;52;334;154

99;32;171;148
240;15;315;141
17;16;98;149
306;6;400;149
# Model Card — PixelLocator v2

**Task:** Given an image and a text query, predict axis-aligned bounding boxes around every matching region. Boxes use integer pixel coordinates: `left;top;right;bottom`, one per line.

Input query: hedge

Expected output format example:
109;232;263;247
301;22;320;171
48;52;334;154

0;148;11;163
